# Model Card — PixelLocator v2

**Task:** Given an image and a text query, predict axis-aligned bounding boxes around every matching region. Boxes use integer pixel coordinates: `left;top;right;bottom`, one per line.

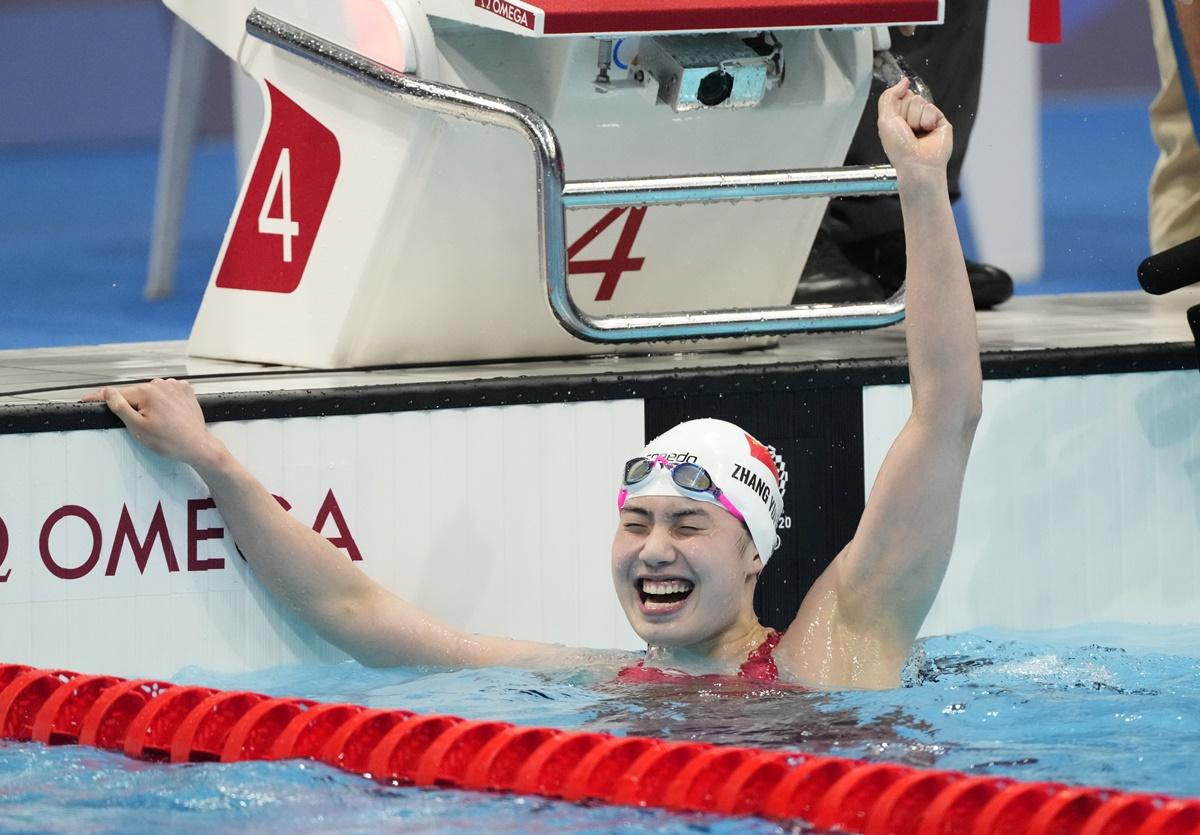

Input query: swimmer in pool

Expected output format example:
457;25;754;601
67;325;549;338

84;79;980;690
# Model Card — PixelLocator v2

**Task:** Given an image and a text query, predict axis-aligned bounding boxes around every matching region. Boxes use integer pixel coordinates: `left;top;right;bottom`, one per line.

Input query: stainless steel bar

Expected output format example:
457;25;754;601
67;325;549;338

245;9;905;343
562;165;898;209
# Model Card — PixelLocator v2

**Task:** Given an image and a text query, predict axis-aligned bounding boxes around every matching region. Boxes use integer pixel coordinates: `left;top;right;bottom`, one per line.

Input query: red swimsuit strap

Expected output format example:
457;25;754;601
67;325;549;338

738;630;784;683
618;631;785;684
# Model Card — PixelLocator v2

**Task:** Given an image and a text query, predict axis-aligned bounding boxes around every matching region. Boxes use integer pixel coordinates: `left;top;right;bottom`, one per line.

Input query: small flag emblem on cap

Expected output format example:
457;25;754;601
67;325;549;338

744;433;780;485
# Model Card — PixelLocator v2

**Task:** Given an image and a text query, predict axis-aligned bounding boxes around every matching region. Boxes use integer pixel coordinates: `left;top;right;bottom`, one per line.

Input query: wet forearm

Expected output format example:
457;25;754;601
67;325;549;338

190;437;379;636
897;169;983;426
187;438;502;668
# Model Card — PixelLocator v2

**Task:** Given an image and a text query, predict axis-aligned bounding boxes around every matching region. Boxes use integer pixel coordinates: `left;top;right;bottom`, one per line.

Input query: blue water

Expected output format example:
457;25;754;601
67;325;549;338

1;623;1198;834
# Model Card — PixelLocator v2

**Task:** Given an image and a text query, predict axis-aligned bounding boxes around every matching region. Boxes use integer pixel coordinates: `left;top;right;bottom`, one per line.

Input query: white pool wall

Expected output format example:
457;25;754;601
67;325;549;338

863;370;1200;637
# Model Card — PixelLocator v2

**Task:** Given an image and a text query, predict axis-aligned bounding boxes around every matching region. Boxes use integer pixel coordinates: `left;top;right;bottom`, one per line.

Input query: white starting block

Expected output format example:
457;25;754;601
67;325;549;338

168;0;943;368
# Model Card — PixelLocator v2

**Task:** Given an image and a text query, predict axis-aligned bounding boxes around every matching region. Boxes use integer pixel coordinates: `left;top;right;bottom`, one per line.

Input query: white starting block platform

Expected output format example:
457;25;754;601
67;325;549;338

1;291;1199;677
163;0;946;369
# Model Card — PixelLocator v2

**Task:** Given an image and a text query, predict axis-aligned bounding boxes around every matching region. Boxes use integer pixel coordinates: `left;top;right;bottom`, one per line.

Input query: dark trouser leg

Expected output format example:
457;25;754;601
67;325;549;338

823;0;989;246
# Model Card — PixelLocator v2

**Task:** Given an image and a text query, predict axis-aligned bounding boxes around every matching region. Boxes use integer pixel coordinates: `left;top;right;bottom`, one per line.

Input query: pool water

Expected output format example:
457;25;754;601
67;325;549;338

1;623;1197;834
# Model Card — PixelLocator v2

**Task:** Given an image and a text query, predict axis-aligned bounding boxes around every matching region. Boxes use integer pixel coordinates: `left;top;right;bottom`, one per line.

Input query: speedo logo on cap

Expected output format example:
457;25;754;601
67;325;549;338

647;451;698;464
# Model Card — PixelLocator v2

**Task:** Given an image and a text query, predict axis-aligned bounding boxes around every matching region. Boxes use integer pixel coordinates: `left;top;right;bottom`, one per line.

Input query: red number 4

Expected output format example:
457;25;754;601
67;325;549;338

0;517;9;582
568;207;648;302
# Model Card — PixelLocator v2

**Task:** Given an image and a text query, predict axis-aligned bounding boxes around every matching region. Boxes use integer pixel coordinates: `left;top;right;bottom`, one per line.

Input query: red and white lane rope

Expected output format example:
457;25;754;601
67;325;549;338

1;664;1196;834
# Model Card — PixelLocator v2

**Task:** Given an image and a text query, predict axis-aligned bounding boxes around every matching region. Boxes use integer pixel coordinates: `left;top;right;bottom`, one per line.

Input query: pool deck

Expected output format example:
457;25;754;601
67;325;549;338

0;289;1197;428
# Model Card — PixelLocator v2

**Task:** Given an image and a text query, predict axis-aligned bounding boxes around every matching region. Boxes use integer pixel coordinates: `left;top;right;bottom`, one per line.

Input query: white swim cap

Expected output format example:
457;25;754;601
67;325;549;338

620;419;787;564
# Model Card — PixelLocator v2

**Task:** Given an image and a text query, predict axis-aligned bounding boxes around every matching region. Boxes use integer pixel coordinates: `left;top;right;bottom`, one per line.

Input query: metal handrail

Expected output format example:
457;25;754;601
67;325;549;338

562;166;900;209
246;9;905;343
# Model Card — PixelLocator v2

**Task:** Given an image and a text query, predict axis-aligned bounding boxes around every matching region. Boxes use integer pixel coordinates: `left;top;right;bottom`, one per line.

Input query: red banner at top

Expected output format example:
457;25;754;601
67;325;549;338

535;0;942;36
1029;0;1062;44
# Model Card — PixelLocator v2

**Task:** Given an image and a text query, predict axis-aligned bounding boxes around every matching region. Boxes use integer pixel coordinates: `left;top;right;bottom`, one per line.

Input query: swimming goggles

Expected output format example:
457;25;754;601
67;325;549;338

618;455;746;523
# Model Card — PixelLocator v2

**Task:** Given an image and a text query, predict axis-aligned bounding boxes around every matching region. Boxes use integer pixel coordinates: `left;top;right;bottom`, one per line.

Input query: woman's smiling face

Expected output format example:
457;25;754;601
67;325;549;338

611;495;761;650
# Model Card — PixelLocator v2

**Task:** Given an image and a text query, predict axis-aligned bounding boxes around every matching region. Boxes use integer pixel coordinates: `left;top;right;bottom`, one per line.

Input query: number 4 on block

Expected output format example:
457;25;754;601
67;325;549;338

215;83;340;294
568;207;648;302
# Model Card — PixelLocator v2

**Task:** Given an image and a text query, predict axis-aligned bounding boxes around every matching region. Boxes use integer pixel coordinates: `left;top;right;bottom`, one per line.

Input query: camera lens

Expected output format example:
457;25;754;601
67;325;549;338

697;69;734;107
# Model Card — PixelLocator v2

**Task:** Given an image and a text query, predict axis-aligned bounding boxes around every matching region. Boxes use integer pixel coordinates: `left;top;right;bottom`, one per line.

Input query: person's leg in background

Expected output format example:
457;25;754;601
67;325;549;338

1147;0;1200;254
795;0;1014;309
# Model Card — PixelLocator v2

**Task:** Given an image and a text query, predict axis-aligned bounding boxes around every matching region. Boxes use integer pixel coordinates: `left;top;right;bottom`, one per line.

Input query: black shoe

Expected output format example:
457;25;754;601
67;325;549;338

792;229;890;304
962;259;1016;310
844;231;1015;310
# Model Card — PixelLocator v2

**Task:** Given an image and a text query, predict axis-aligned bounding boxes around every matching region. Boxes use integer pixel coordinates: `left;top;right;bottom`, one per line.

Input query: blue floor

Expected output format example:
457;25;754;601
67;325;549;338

0;93;1161;350
0;142;232;350
1006;92;1160;296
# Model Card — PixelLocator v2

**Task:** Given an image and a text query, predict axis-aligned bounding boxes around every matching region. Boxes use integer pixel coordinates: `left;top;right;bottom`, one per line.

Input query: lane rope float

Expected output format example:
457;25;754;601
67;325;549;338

1;664;1197;834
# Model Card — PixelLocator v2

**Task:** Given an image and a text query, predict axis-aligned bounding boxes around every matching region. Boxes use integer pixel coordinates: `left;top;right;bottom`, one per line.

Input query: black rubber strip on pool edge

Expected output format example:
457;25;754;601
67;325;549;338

1;341;1195;436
